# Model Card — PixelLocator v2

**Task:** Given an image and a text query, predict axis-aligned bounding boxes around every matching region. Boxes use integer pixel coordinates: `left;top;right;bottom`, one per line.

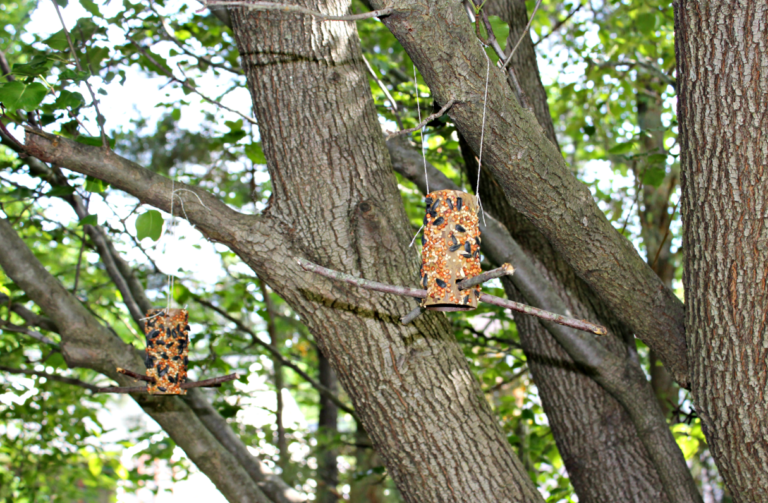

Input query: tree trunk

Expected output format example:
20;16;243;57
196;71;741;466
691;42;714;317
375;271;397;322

349;423;385;503
224;1;544;500
316;350;339;503
677;1;768;500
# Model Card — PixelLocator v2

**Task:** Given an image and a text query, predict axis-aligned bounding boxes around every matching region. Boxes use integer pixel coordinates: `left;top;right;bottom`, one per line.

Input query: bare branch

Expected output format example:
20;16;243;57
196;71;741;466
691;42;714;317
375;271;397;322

502;0;543;68
127;38;257;125
456;263;514;290
0;364;102;392
201;1;393;21
298;258;607;335
386;99;456;140
400;306;423;324
0;320;58;346
93;373;240;393
117;366;155;383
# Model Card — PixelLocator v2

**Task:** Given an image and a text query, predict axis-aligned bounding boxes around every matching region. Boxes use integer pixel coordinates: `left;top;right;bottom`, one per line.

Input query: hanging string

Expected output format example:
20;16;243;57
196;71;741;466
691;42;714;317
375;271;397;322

475;46;491;226
409;62;429;248
414;63;429;195
166;178;175;313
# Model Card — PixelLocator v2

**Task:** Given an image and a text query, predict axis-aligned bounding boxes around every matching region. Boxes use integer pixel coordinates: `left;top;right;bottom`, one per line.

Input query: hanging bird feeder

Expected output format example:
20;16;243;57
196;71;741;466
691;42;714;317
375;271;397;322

143;308;190;395
420;190;482;311
95;308;239;395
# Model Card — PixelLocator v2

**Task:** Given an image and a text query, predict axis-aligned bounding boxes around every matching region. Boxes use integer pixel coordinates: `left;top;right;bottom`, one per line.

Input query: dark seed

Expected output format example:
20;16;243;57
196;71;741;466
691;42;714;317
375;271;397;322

457;197;462;211
463;295;470;304
433;216;445;227
462;253;473;259
425;197;433;206
436;278;447;288
158;386;167;392
464;241;471;253
157;366;169;378
474;289;480;297
147;329;160;339
161;352;168;360
474;249;481;258
428;210;438;219
446;198;454;210
451;234;458;246
183;356;189;366
455;224;466;233
422;274;428;288
172;356;180;361
184;325;190;332
449;244;461;252
476;236;482;245
168;376;177;384
144;355;155;369
433;198;440;210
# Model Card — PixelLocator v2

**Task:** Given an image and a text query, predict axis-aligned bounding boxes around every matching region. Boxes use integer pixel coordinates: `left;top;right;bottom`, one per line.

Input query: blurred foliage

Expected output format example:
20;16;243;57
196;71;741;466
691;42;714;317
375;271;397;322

0;0;722;501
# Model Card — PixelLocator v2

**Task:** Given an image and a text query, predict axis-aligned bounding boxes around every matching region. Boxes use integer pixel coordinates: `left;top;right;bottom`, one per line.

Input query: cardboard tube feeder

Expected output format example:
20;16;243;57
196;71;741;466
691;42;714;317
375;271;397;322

420;190;482;311
144;308;190;395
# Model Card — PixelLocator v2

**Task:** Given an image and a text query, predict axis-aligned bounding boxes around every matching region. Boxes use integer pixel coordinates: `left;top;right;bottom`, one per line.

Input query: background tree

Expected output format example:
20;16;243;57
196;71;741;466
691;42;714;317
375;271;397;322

1;0;764;502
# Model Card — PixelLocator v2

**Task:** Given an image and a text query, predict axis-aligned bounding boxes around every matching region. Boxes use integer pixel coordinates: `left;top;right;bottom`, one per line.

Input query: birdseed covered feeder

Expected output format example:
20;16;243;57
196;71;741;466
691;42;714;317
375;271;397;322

420;189;482;311
144;308;190;395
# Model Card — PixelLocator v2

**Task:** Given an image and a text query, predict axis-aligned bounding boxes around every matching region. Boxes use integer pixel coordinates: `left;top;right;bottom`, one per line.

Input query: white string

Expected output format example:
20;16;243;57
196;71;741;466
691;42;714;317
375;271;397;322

166;179;175;313
476;47;491;226
413;63;429;195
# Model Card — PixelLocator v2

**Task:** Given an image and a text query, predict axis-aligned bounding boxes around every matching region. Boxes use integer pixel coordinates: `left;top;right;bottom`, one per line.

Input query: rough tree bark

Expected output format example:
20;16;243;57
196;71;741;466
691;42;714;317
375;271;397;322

24;0;545;500
369;0;689;386
677;0;768;500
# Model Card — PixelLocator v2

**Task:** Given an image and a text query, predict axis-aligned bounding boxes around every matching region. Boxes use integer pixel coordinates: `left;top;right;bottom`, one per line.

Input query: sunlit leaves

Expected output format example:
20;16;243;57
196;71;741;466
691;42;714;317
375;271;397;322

0;81;47;112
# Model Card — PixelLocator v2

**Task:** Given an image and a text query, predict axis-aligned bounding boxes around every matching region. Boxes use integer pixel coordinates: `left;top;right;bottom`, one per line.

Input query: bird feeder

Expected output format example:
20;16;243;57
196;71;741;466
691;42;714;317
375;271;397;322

143;308;190;395
420;190;482;311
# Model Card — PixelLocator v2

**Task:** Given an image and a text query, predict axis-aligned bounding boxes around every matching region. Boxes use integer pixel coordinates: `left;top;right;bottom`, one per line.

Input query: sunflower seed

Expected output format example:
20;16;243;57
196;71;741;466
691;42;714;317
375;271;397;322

432;216;445;226
456;197;462;211
436;278;447;288
451;234;459;246
464;241;471;253
446;198;454;210
449;244;462;252
455;224;466;233
461;253;473;259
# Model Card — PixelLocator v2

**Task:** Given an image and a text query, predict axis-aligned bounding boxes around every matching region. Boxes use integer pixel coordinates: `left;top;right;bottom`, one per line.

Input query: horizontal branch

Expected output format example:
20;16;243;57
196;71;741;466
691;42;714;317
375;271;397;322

457;263;514;290
0;364;102;392
0;320;59;346
299;258;607;335
117;366;155;383
93;372;240;393
386;99;456;140
202;1;393;21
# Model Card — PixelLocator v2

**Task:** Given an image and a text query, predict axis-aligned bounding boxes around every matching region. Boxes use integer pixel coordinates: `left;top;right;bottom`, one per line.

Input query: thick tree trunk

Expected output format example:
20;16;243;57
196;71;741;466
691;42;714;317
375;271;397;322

677;1;768;501
316;351;339;503
222;1;543;501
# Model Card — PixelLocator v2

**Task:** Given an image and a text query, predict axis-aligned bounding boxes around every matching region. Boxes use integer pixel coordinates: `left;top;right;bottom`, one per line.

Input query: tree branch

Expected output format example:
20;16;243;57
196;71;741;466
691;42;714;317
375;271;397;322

202;1;393;21
385;99;455;139
298;258;607;335
0;364;102;392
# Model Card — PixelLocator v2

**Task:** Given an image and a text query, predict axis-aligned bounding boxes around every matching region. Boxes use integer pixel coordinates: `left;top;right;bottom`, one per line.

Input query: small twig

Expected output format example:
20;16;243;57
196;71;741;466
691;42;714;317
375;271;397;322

93;372;240;393
181;372;239;389
0;364;102;392
502;0;543;69
72;197;90;293
299;258;608;335
651;199;679;270
456;263;514;290
117;367;155;383
0;321;59;346
400;306;423;324
50;0;109;148
386;99;456;140
127;38;257;125
534;3;583;47
362;54;403;130
478;293;606;335
201;1;394;21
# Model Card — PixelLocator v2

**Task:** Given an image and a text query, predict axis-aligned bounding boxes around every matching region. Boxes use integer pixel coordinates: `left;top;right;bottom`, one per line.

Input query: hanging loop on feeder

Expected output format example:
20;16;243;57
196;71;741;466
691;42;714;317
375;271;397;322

420;189;482;311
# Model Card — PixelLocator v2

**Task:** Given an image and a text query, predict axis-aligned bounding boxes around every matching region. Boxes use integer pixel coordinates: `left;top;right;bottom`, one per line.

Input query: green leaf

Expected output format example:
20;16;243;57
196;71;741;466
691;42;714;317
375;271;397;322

245;142;266;164
643;166;666;187
43;31;71;51
225;119;243;132
75;135;116;148
583;124;596;136
78;214;98;227
79;0;101;17
135;210;164;241
45;186;75;197
85;176;109;193
59;68;91;82
608;140;636;155
11;55;54;78
170;108;181;121
636;12;657;35
54;90;86;109
487;16;510;52
646;153;668;165
0;82;48;112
